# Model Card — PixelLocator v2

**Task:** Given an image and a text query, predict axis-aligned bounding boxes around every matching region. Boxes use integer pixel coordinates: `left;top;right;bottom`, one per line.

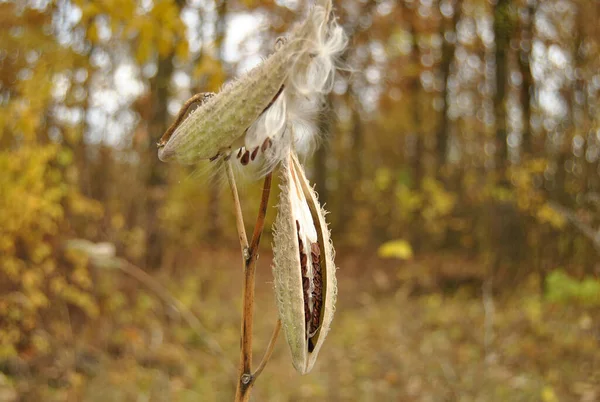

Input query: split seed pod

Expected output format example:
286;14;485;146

157;0;333;164
272;151;337;374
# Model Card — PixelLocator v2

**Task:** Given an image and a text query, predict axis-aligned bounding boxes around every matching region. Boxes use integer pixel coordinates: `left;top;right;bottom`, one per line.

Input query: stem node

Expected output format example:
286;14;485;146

241;374;252;385
227;165;278;402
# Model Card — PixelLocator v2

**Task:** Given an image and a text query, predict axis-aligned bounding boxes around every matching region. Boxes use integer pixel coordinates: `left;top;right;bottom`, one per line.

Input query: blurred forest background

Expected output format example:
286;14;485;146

1;0;600;400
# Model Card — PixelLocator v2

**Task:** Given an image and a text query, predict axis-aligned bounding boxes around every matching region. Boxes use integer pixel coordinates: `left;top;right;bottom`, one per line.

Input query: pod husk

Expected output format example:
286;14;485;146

272;152;337;374
157;3;330;164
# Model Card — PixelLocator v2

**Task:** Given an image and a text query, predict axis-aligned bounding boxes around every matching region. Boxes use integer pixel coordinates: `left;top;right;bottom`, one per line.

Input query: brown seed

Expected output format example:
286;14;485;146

241;151;250;165
307;250;323;339
311;252;319;264
311;242;321;263
298;229;314;339
300;243;308;274
237;148;243;158
251;147;259;161
262;137;272;152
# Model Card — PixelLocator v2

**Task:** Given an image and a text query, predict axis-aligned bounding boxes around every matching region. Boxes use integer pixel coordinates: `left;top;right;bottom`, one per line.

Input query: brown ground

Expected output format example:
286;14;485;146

2;248;599;401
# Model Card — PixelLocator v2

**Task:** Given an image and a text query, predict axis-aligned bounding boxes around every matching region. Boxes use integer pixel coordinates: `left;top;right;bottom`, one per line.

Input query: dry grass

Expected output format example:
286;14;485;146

2;249;599;401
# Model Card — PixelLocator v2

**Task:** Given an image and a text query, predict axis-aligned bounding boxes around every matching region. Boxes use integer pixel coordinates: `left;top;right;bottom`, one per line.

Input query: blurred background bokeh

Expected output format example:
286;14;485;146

1;0;599;400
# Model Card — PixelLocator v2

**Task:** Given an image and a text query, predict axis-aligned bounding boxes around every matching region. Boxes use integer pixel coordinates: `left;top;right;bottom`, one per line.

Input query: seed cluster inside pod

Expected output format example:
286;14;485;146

237;137;274;165
295;220;323;352
237;85;286;166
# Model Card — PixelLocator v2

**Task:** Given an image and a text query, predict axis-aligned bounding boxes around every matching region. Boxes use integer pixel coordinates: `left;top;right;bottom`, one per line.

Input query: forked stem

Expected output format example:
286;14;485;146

226;161;277;402
253;319;282;379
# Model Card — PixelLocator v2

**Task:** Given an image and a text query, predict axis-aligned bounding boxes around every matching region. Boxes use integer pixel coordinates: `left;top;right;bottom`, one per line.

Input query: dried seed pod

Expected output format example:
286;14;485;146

157;1;333;165
272;151;337;374
157;92;215;150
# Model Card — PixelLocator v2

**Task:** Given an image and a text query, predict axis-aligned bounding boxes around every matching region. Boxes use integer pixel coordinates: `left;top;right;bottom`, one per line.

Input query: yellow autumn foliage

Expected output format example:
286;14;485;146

0;3;103;359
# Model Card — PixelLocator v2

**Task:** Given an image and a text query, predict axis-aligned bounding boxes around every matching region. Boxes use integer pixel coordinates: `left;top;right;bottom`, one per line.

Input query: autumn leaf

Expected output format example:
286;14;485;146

378;239;413;260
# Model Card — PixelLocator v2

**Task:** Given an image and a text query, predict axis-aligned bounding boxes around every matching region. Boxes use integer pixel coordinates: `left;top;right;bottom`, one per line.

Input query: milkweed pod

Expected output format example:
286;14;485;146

156;1;333;165
272;151;337;374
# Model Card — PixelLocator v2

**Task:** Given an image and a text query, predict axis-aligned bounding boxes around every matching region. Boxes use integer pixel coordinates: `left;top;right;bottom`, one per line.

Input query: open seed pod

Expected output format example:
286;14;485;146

156;0;333;165
272;151;337;374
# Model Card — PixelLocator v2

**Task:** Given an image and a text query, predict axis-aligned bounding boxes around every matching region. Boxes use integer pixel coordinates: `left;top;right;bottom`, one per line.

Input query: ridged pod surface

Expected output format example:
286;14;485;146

157;0;332;164
272;151;337;374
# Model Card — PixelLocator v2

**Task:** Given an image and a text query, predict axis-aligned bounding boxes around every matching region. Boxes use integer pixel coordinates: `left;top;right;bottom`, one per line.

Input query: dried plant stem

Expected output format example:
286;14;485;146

225;162;277;401
253;319;282;379
226;162;249;255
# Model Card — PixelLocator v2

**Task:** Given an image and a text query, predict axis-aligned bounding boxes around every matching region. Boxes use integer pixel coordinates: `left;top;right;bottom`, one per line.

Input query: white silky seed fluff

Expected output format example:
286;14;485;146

242;0;347;171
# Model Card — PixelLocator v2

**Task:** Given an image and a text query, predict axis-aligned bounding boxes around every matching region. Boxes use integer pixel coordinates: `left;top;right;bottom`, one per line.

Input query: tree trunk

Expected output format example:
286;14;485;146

410;32;423;189
436;0;462;178
518;1;536;156
493;0;511;178
336;97;362;236
313;95;333;207
145;55;174;269
205;0;229;243
404;3;424;250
